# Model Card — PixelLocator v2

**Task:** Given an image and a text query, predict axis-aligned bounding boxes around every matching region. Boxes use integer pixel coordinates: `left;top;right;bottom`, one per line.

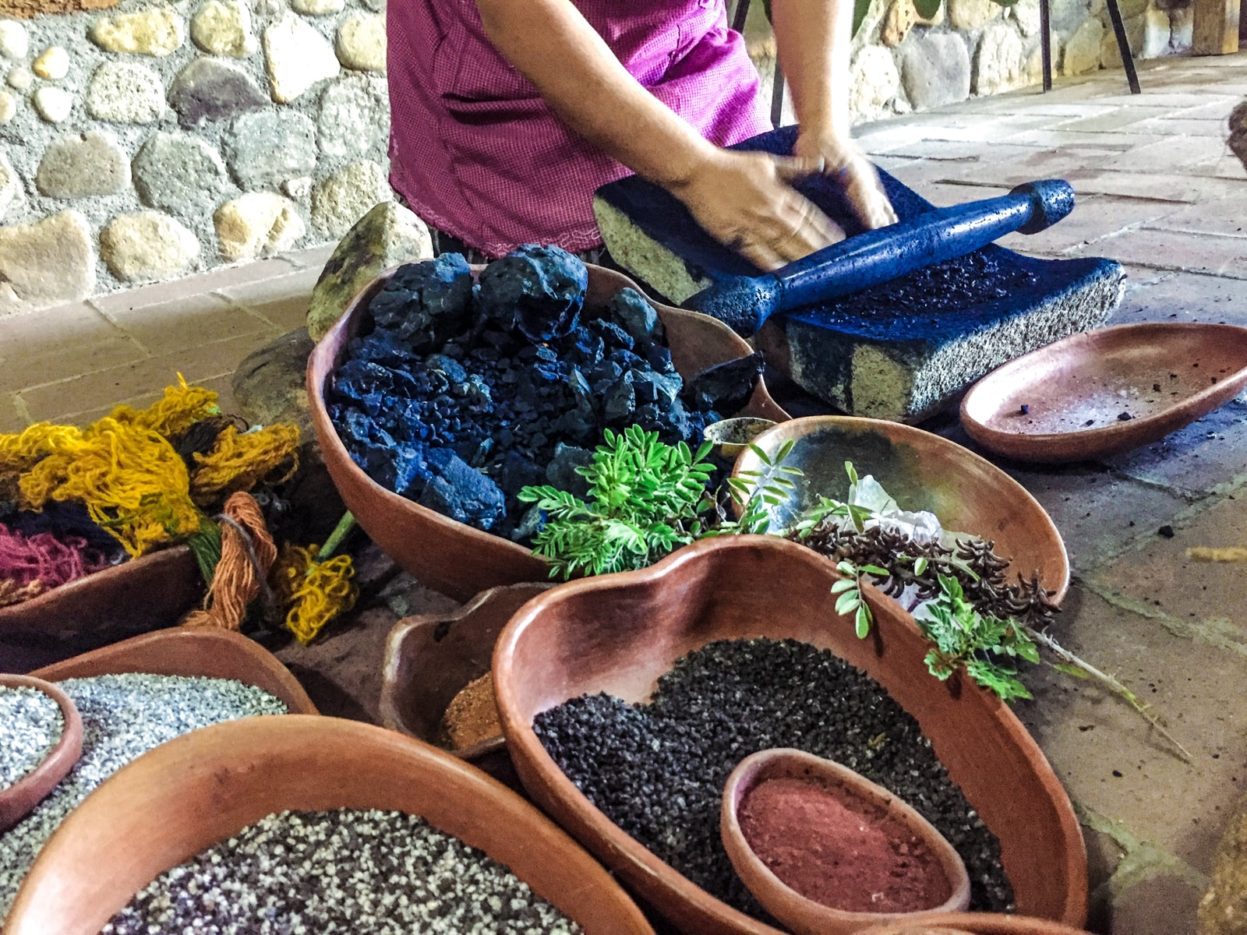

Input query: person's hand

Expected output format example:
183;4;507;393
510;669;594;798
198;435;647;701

668;148;846;272
794;127;898;232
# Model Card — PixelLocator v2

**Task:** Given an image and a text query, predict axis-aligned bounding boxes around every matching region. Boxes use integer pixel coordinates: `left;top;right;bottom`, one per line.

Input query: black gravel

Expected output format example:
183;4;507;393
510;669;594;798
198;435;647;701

534;638;1014;919
103;808;580;934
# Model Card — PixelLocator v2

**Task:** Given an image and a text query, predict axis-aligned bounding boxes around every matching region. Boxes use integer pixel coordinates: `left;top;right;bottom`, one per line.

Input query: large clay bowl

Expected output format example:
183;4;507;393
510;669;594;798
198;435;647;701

960;323;1247;463
5;715;654;934
380;581;550;764
733;416;1070;602
0;546;201;673
862;914;1091;933
0;675;83;832
721;748;971;935
308;263;790;600
31;628;317;716
494;535;1087;935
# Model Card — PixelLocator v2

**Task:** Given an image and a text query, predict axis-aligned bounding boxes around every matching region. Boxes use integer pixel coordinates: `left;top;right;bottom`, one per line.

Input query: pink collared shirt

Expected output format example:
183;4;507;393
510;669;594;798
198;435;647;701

387;0;770;258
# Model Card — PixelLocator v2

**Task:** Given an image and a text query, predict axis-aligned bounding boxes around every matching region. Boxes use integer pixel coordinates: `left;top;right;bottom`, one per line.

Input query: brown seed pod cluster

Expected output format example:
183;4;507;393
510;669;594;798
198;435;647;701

792;522;1059;630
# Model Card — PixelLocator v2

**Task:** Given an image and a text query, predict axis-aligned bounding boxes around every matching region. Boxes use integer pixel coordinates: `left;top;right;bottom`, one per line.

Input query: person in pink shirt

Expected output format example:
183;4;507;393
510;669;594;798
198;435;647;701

387;0;896;271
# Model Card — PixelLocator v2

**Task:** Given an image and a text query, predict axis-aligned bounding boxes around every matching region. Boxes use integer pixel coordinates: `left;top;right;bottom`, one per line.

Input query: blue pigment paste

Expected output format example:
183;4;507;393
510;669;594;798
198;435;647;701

328;247;762;539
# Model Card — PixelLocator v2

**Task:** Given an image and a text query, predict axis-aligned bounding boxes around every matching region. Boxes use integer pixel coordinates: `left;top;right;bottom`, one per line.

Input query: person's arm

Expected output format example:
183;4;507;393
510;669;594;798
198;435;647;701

475;0;843;271
770;0;898;230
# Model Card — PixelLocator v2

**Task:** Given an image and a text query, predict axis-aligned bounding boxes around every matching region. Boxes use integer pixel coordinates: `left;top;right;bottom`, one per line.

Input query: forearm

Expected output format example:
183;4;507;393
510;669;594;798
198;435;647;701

770;0;851;134
475;0;715;189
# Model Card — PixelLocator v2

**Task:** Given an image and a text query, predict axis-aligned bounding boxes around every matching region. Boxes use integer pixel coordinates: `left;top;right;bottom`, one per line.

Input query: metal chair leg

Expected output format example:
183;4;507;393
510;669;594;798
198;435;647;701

1040;0;1053;91
731;0;750;35
1105;0;1142;94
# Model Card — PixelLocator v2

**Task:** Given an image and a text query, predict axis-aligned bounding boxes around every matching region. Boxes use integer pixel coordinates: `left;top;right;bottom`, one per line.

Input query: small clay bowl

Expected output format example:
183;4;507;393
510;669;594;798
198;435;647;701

0;546;201;673
31;628;318;716
0;675;83;832
5;716;653;934
308;263;790;600
720;748;970;935
733;416;1070;602
703;417;779;457
493;535;1088;935
960;322;1247;463
380;582;551;766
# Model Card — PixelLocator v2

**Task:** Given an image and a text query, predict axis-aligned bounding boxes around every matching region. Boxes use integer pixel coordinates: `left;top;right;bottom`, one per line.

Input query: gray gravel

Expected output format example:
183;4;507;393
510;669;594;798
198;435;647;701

0;686;64;790
0;673;287;920
103;808;582;934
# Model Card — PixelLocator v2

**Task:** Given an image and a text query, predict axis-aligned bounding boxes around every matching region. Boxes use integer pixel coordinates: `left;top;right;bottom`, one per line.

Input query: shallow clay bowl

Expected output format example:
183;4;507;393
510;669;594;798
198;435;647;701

494;535;1087;935
0;546;201;673
380;581;551;765
0;675;83;831
308;263;790;600
5;715;654;934
862;913;1092;933
960;323;1247;463
30;628;317;716
721;748;971;935
733;416;1070;602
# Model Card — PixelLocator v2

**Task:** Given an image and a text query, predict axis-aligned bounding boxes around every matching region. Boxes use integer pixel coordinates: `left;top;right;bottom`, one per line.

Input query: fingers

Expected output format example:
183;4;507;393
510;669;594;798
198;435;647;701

772;153;827;183
840;160;899;231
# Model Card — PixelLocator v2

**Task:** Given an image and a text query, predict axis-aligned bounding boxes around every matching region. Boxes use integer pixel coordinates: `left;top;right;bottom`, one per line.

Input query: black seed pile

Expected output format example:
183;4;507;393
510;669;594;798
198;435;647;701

103;809;581;935
534;638;1014;919
329;247;760;540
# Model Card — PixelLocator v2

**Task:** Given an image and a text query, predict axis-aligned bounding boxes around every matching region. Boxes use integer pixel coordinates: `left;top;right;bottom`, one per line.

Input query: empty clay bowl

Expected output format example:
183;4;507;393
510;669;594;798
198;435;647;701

0;546;201;673
380;582;551;764
960;323;1247;463
5;715;653;934
721;748;971;935
733;416;1070;601
307;263;790;600
493;535;1087;935
0;675;83;832
31;628;318;716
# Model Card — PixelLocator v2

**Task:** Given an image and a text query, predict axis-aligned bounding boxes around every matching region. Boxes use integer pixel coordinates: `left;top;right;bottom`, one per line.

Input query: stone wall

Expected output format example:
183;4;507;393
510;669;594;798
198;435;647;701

0;0;390;314
748;0;1192;123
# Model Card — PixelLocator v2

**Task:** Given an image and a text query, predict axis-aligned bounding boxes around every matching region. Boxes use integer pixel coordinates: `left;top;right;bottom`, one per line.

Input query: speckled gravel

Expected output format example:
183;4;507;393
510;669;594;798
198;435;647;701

0;674;287;920
103;808;582;934
534;638;1015;919
0;686;63;790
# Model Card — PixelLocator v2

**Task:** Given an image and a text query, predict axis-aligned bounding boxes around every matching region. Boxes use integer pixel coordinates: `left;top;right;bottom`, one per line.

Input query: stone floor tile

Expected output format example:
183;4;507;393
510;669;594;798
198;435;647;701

1055;107;1183;133
1110;268;1247;326
1067;226;1247;276
93;292;274;357
0;394;26;433
1061;170;1247;203
1144;196;1247;237
1098;136;1230;174
0;301;148;395
18;331;278;423
1003;128;1165;149
281;243;336;271
1016;585;1247;874
998;195;1180;256
214;266;321;332
89;258;301;315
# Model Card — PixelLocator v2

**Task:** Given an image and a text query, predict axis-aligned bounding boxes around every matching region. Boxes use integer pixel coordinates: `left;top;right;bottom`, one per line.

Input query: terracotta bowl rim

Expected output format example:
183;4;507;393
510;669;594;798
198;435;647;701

6;714;654;934
720;747;971;929
0;546;192;625
959;321;1247;448
493;534;1087;934
29;628;318;716
0;674;84;831
734;414;1071;603
306;261;791;574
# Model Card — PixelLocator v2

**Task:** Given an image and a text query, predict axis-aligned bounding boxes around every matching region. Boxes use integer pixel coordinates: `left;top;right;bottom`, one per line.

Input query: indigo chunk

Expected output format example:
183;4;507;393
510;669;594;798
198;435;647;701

477;244;588;342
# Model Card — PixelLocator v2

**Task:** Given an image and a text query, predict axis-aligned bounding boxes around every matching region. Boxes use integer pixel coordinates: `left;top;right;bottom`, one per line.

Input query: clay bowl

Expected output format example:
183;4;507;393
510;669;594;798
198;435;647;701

0;545;201;673
494;535;1087;935
30;628;318;716
0;675;83;832
307;262;790;600
5;715;654;934
704;417;780;457
960;323;1247;463
733;416;1070;602
721;748;971;935
380;581;550;768
861;914;1091;933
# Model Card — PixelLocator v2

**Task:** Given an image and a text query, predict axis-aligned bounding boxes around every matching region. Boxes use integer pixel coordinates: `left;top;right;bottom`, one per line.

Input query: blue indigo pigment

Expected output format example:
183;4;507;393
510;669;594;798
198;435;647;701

534;638;1014;920
329;246;761;539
